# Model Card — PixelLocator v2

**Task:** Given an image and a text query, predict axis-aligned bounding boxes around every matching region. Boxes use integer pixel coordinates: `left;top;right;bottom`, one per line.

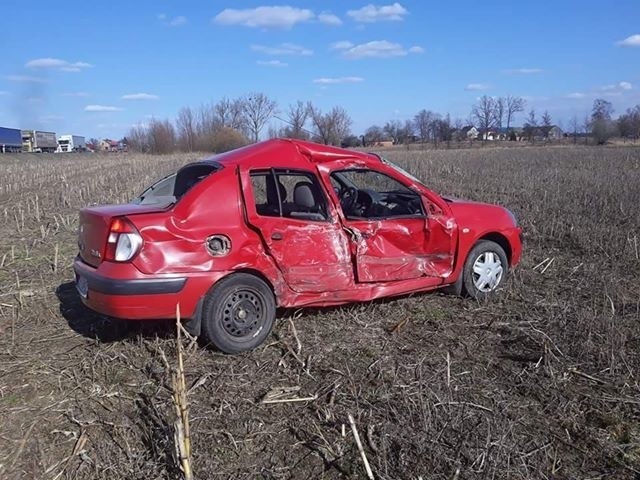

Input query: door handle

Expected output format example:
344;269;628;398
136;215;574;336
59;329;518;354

271;232;283;241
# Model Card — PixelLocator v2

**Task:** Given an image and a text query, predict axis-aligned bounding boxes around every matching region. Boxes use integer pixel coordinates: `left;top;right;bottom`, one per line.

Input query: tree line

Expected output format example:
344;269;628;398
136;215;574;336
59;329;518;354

127;93;352;154
127;92;640;154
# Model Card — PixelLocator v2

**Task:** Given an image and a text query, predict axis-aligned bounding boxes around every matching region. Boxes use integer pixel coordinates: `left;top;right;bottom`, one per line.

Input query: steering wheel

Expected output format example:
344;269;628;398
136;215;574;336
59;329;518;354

340;187;359;214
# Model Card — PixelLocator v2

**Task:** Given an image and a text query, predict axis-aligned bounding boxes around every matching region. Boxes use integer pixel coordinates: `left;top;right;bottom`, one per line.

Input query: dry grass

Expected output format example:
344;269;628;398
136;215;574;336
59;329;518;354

0;146;639;479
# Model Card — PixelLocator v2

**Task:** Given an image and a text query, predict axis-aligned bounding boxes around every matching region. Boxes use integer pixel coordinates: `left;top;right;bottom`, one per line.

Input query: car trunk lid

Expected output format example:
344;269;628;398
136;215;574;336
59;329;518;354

78;202;171;267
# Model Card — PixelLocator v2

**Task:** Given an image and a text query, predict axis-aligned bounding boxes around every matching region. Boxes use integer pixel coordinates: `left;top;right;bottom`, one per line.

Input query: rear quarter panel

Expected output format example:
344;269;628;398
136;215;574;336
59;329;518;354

129;166;284;291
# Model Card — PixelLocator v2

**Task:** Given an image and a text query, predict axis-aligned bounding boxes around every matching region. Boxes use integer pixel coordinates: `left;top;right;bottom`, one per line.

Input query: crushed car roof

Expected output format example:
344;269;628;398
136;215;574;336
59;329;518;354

201;138;377;169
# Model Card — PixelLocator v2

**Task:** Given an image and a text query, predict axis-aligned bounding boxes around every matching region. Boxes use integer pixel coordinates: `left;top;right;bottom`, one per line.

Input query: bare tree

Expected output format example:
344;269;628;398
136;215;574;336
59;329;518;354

281;101;310;139
127;126;149;153
591;99;615;145
308;104;352;145
195;102;216;141
229;98;247;131
243;93;278;142
176;107;196;151
617;105;640;141
471;96;497;142
401;120;414;144
383;120;402;144
523;109;537;142
364;125;384;145
495;98;505;129
592;98;614;122
505;96;526;130
413;109;435;143
541;110;553;140
569;115;579;144
148;118;176;154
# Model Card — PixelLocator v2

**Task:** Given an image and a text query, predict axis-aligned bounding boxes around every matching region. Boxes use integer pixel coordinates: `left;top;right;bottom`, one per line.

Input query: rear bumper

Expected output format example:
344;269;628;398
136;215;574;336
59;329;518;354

73;256;223;320
76;264;186;295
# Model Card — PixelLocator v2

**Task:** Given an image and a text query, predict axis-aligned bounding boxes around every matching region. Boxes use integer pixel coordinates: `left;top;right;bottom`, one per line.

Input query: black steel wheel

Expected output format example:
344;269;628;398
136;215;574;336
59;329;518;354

201;273;275;353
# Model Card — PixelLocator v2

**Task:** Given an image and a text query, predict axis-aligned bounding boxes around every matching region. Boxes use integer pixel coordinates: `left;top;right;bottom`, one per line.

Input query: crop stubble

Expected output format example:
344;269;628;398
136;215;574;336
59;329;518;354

0;146;638;479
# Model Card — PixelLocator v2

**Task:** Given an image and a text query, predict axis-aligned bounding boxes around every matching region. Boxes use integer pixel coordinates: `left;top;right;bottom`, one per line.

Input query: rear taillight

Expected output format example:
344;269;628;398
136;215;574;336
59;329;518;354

105;217;143;262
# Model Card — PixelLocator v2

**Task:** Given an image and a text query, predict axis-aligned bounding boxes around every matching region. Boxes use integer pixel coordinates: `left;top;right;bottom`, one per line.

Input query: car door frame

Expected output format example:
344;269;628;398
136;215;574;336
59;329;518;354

316;161;458;284
239;165;356;294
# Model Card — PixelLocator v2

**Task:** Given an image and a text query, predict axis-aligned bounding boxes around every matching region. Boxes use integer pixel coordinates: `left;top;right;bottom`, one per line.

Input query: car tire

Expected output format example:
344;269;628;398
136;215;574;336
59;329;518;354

201;273;276;354
462;240;509;300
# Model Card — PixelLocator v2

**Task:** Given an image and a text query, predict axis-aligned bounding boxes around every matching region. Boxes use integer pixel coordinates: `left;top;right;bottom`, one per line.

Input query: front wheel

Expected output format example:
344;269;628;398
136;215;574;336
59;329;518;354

462;240;509;300
201;273;276;353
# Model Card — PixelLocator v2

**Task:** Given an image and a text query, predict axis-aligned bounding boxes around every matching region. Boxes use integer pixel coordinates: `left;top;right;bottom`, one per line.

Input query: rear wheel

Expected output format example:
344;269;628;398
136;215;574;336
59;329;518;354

201;273;275;353
462;240;509;300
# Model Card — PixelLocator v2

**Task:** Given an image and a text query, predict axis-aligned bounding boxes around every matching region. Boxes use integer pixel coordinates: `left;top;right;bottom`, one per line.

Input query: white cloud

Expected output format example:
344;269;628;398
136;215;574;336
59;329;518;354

408;46;424;54
168;16;187;27
338;40;420;59
251;43;313;56
330;41;354;50
85;105;123;112
158;14;187;27
465;83;489;91
505;68;543;74
566;92;586;99
257;60;288;67
121;93;159;100
313;76;364;84
25;58;93;72
347;3;408;23
600;81;632;93
5;74;47;83
62;92;89;97
616;34;640;47
214;6;314;29
318;12;342;26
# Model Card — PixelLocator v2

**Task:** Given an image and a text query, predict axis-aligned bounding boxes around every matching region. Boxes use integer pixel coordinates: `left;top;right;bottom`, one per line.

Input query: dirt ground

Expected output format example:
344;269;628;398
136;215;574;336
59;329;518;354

0;146;638;479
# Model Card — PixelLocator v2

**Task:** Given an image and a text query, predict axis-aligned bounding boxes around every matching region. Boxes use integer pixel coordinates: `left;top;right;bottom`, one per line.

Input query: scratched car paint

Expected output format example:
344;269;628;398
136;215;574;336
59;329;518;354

74;139;522;353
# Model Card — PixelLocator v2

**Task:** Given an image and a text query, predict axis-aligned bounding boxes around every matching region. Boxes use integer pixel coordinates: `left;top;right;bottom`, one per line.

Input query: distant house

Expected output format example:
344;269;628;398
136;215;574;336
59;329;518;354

480;129;502;141
98;139;121;152
461;126;479;140
545;125;564;140
372;140;394;147
530;125;564;141
480;127;524;141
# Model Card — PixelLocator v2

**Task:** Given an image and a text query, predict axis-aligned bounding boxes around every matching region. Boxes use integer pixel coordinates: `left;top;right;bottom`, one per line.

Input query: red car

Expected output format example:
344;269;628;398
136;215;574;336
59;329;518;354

74;139;522;353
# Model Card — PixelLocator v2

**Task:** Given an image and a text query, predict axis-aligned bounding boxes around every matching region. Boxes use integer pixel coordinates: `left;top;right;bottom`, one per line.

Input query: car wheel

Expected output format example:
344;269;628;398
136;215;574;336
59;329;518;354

201;273;275;353
462;240;509;300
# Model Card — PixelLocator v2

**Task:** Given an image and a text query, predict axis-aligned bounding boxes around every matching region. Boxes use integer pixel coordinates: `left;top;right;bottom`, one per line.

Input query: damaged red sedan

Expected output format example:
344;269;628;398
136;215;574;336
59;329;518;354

74;139;522;353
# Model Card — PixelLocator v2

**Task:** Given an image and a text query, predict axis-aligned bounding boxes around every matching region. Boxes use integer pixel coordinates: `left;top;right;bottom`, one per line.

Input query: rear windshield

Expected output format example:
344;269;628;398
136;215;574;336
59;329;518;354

133;162;222;205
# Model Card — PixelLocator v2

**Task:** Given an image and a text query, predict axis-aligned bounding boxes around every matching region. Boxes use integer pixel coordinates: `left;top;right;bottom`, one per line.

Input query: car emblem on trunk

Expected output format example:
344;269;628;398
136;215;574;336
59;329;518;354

90;249;102;258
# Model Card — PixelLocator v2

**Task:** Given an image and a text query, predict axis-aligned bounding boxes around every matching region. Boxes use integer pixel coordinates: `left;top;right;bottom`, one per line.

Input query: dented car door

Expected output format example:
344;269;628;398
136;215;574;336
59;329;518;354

240;167;354;293
322;166;457;284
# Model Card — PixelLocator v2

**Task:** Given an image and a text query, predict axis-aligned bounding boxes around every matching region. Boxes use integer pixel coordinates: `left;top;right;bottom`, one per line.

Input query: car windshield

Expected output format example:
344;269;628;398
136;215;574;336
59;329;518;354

133;162;222;205
377;155;428;190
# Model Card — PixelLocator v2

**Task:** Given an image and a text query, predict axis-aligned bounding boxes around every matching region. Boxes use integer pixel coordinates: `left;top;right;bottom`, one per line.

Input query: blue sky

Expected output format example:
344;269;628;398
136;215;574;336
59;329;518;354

1;0;639;139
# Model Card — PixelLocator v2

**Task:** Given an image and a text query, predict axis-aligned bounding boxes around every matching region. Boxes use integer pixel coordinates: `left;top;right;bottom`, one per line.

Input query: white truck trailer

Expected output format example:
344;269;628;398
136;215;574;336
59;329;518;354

56;135;86;153
22;130;57;153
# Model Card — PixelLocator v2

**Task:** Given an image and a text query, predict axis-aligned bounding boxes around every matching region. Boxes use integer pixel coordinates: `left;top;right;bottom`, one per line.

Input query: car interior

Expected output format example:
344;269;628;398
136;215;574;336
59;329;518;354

330;169;425;219
253;170;328;221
